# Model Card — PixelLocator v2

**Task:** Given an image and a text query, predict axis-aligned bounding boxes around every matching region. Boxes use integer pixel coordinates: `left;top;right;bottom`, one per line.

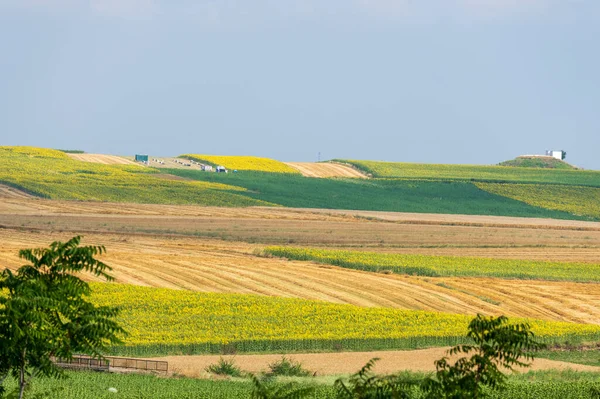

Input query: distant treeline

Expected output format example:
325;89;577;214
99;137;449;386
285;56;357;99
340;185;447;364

56;149;85;154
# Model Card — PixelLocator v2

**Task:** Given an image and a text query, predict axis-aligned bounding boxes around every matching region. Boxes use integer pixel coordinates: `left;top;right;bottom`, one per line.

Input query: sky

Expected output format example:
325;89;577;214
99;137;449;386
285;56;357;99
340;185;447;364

1;1;599;169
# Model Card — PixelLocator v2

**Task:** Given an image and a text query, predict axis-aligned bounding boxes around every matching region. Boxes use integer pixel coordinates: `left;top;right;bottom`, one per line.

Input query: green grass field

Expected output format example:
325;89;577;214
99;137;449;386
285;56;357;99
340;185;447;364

264;246;600;283
498;157;576;169
339;160;600;186
536;349;600;367
2;146;599;221
0;147;269;207
2;370;599;399
477;182;600;220
165;169;591;220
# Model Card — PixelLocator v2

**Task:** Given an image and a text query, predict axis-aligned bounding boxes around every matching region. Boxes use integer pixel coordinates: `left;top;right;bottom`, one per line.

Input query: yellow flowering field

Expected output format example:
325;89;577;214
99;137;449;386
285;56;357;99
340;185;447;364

477;182;600;220
339;159;600;186
0;146;272;206
90;283;600;356
264;247;600;282
183;154;300;174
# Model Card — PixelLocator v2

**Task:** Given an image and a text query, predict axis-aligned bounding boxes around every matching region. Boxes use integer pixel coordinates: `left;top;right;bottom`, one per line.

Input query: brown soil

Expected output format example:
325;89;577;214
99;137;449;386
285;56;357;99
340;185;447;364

67;153;138;165
299;208;600;231
2;185;599;375
285;162;368;178
1;228;599;324
153;348;600;378
1;189;600;323
0;185;35;200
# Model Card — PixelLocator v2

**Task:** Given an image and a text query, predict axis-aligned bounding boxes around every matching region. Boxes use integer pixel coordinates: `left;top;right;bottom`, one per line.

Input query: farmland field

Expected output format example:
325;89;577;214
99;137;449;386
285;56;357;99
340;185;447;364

3;146;600;221
1;194;600;324
2;148;600;393
89;282;600;356
66;153;138;165
182;154;300;174
477;182;600;220
264;247;600;282
3;370;599;399
0;146;268;206
284;162;368;178
165;169;593;220
340;159;600;186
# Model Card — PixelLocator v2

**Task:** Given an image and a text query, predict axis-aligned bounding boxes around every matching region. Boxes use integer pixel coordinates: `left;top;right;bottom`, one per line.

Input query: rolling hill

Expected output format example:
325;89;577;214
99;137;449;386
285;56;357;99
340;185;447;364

1;146;599;221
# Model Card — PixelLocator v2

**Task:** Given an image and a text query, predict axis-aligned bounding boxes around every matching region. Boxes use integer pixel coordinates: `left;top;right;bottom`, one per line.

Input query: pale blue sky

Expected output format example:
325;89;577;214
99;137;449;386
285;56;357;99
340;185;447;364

1;1;599;169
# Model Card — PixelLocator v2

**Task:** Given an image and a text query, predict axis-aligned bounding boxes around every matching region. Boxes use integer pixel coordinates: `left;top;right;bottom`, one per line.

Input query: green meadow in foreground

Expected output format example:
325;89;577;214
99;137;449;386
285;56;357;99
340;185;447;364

2;370;599;399
264;246;600;282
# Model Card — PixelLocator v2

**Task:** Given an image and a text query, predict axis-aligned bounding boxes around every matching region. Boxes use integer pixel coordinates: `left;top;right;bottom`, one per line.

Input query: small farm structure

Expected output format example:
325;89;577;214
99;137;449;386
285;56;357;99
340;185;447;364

216;166;228;173
545;150;566;160
201;165;213;172
135;154;149;162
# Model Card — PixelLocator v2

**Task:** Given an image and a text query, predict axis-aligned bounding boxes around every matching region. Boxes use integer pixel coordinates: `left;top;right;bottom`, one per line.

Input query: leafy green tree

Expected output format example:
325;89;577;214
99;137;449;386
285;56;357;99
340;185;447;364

0;236;124;399
250;374;315;399
335;358;420;399
422;314;543;399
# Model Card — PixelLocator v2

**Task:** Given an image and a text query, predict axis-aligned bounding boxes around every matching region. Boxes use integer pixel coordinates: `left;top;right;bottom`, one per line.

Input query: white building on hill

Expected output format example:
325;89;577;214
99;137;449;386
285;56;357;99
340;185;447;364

545;150;566;160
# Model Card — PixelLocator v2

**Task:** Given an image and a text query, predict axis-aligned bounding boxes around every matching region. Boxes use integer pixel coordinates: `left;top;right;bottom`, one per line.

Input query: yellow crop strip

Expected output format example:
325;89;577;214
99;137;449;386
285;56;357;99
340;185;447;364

90;283;600;356
476;182;600;220
0;146;273;206
264;247;600;282
183;154;300;174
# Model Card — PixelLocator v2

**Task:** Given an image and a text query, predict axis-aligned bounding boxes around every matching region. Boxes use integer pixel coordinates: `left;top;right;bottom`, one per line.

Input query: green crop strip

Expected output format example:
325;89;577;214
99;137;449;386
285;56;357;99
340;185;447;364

264;246;600;283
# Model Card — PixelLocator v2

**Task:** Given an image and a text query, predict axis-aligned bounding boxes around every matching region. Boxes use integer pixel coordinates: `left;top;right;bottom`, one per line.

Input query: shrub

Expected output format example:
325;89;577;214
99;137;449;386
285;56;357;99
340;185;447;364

266;357;312;377
205;357;244;377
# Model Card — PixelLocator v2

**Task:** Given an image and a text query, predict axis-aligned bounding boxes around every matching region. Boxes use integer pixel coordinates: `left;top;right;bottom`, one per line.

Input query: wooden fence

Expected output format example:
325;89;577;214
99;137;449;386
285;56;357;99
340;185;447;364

54;354;168;374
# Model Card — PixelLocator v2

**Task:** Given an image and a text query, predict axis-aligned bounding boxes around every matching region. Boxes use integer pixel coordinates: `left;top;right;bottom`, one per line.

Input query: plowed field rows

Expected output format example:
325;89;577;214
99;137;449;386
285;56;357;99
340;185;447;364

1;229;599;324
67;153;137;165
285;162;368;178
3;213;600;255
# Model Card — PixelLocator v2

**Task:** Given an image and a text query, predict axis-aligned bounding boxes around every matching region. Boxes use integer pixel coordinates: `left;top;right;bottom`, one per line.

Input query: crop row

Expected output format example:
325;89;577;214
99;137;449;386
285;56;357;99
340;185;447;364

182;154;300;174
339;159;600;187
477;182;600;220
2;371;599;399
0;146;271;206
89;283;600;356
264;246;600;282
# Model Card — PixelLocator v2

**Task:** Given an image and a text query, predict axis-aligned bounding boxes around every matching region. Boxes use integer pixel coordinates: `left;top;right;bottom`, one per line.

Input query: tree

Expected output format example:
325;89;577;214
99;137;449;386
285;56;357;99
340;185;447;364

0;236;125;399
422;314;543;399
334;358;419;399
250;374;315;399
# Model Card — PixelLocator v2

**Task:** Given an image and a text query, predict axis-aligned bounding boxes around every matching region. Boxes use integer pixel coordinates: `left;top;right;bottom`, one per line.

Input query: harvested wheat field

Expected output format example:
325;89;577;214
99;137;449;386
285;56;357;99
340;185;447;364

285;162;368;178
0;185;35;200
1;228;599;324
154;348;600;378
3;212;600;259
67;153;138;165
2;189;600;322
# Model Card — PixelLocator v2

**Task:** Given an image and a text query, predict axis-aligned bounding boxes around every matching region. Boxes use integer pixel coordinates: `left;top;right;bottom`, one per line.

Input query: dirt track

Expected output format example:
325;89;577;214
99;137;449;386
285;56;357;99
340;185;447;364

285;162;368;178
67;153;137;165
153;348;600;377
